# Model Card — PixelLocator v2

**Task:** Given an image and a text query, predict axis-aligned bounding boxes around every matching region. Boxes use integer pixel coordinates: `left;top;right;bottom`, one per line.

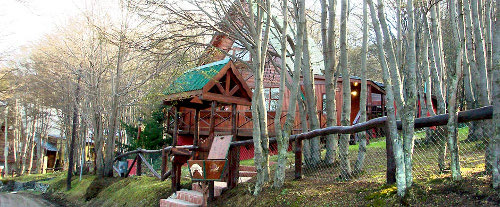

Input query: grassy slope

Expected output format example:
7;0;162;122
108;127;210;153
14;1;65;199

212;168;500;207
43;173;190;207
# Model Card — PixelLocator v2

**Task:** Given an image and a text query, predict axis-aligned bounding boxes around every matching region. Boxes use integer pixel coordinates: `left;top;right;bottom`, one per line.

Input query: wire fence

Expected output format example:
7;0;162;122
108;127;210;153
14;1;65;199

235;120;491;183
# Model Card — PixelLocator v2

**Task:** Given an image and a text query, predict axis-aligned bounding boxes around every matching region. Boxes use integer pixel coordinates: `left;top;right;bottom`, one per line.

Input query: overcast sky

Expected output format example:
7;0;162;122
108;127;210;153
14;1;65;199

0;0;86;53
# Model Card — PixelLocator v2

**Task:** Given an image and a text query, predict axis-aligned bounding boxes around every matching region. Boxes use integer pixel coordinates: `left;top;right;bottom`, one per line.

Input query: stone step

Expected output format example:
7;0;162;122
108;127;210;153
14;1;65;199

239;171;257;177
192;182;227;197
176;190;204;205
160;198;200;207
239;165;256;172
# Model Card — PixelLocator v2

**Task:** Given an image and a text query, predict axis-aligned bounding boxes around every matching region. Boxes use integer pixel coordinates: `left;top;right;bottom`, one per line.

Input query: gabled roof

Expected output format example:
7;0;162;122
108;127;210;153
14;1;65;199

164;59;230;95
163;59;253;107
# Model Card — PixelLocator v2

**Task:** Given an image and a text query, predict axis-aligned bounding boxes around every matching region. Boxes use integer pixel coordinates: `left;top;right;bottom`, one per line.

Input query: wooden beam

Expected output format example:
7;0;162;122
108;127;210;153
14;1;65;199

190;96;204;104
229;105;494;147
202;92;251;106
163;90;202;103
228;85;240;96
216;82;226;95
113;165;120;175
138;153;161;179
225;72;231;93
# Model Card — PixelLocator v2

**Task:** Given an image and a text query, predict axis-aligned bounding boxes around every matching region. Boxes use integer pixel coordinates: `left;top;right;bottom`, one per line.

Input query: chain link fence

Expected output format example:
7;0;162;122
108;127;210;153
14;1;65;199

235;119;492;184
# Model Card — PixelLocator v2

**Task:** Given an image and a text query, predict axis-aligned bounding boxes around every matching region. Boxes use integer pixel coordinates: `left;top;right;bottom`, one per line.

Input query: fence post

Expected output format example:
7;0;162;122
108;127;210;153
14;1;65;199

295;137;303;180
136;153;142;176
385;122;396;184
227;146;240;189
161;148;167;181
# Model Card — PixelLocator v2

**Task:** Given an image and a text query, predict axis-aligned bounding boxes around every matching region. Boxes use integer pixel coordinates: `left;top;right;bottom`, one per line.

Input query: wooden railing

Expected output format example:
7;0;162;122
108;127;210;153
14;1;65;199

113;145;198;180
166;108;384;137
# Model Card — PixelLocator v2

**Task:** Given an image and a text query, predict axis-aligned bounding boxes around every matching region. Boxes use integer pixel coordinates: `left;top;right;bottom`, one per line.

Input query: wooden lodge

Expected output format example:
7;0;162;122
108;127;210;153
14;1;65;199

163;59;387;150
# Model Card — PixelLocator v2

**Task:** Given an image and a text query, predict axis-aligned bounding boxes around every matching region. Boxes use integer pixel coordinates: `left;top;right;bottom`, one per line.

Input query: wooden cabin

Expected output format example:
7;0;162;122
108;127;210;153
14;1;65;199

163;59;386;152
163;30;386;160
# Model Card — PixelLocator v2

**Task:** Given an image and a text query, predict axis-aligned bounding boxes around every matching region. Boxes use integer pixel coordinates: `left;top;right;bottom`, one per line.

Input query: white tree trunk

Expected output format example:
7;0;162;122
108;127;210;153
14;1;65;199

490;0;499;188
354;0;368;174
3;106;9;176
368;0;406;197
339;0;352;179
322;0;338;165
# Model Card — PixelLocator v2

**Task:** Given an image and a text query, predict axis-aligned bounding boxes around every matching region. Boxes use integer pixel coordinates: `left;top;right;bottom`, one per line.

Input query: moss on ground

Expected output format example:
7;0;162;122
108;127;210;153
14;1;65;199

88;176;190;207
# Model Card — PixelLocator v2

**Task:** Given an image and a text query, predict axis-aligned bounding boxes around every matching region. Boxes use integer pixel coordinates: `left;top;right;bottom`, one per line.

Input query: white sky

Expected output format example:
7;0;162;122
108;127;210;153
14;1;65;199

0;0;85;53
0;0;366;63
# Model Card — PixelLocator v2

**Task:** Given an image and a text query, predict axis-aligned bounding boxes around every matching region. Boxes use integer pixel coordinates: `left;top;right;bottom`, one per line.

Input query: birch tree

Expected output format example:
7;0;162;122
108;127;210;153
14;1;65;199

273;0;289;188
339;0;352;179
3;105;8;176
367;0;404;196
490;0;499;188
354;0;368;174
320;0;338;165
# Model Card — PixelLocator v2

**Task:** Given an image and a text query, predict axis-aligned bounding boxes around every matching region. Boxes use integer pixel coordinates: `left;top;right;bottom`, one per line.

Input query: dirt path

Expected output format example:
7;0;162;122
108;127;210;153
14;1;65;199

0;192;60;207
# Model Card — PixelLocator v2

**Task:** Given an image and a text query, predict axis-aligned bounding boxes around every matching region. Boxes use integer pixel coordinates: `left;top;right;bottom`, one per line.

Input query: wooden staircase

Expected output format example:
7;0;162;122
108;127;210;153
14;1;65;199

160;165;257;207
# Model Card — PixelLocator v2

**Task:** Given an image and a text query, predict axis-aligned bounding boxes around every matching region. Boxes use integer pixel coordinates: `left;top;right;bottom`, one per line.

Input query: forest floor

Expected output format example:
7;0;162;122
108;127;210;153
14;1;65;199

2;163;499;206
213;168;500;207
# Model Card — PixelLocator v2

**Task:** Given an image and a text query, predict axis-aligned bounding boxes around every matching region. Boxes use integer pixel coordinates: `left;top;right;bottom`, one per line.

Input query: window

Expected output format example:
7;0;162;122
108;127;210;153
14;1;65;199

264;88;279;111
251;88;280;111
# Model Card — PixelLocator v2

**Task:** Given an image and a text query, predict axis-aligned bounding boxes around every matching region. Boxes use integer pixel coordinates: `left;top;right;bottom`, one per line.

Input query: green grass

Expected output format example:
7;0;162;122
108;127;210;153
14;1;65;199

0;172;63;183
43;173;190;207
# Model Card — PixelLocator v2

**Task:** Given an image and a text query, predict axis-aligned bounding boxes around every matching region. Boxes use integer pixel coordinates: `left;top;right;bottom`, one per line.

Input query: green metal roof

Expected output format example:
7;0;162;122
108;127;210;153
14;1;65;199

164;59;230;96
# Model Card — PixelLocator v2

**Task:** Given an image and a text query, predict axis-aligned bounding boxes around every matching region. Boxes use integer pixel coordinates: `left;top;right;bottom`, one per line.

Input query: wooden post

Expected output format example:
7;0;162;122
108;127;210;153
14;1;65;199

208;181;215;201
385;121;396;184
208;101;217;139
136;154;142;176
294;137;303;180
175;162;182;191
228;104;240;189
166;109;171;134
173;105;180;146
161;149;167;181
192;108;200;159
208;101;217;201
171;162;177;192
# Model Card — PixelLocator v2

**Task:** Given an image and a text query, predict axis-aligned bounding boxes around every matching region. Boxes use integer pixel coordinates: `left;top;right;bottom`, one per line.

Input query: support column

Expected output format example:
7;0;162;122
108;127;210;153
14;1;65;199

207;101;217;201
173;105;180;146
192;108;200;159
228;104;239;189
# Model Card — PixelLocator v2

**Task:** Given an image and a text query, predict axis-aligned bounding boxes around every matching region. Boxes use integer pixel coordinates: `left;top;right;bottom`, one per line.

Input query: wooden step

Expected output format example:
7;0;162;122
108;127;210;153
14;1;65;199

176;190;203;205
239;165;256;172
239;171;257;177
160;198;200;207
